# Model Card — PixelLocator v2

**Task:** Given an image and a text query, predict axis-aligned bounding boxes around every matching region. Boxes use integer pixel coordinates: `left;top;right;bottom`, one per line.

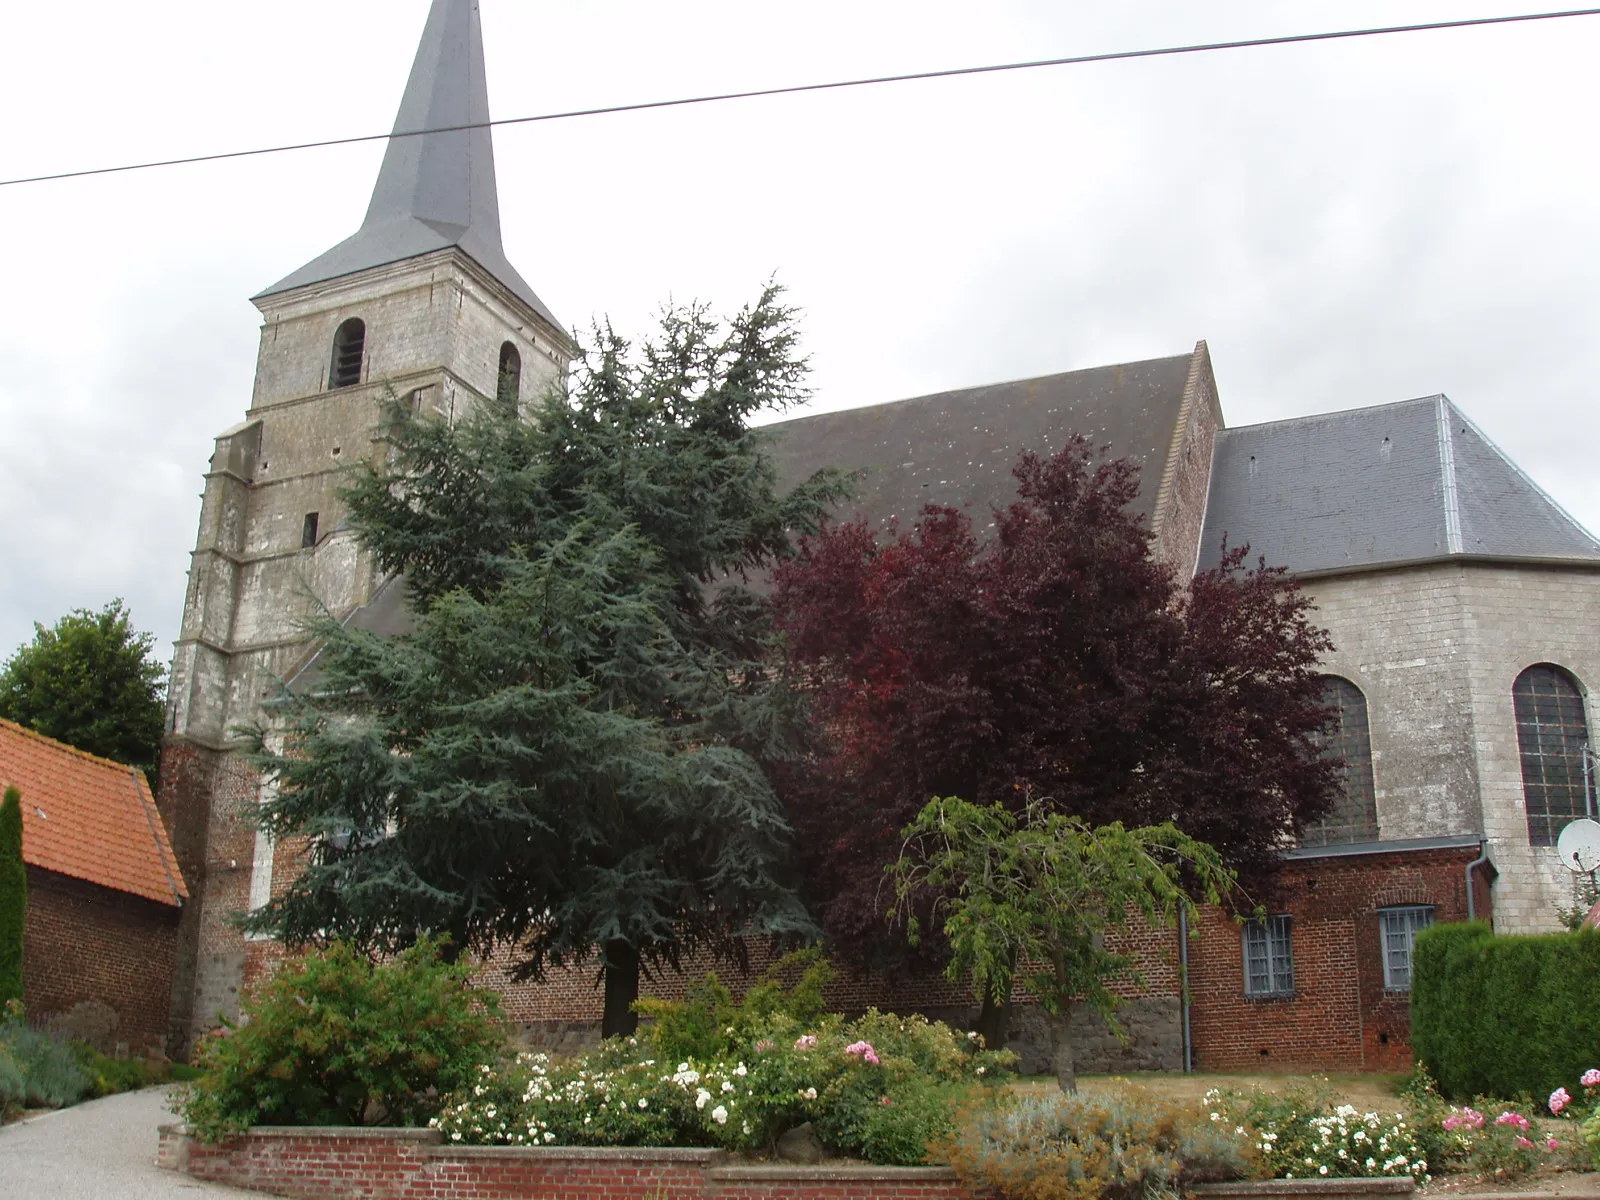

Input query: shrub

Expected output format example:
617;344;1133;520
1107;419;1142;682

434;1006;1014;1163
940;1085;1254;1200
1413;921;1600;1102
69;1041;167;1098
633;948;835;1064
1205;1082;1427;1183
0;1016;90;1109
175;937;503;1142
0;787;23;1009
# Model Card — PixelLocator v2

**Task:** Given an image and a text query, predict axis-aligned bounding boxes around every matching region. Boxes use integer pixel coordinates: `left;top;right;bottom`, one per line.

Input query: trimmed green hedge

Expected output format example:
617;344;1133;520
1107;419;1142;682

0;786;23;1009
1413;921;1600;1100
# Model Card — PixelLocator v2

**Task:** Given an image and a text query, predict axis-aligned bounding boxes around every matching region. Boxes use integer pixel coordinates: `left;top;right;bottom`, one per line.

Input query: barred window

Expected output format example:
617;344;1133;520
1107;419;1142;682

330;318;366;389
1514;664;1592;846
1302;675;1380;847
1242;915;1295;997
1380;906;1433;990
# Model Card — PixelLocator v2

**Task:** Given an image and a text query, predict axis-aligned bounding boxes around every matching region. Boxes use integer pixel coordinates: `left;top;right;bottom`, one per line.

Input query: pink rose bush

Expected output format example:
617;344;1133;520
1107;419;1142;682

1550;1088;1572;1116
1583;1069;1600;1089
845;1040;881;1066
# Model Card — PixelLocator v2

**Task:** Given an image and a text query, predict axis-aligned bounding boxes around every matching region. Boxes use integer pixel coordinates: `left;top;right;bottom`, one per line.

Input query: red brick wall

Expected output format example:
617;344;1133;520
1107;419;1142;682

1187;847;1484;1072
158;1126;971;1200
22;865;181;1054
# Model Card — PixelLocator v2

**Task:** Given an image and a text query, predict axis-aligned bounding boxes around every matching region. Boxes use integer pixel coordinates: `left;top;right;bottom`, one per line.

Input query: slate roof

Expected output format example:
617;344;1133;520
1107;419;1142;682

765;351;1198;533
0;718;187;907
1199;395;1600;575
257;0;563;334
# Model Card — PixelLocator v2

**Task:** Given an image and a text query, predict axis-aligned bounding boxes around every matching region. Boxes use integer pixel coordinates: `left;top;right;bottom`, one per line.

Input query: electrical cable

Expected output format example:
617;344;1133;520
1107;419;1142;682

3;6;1598;190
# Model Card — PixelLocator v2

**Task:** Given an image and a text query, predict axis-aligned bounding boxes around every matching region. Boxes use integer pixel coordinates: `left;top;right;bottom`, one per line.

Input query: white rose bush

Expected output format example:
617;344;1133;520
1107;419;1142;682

431;1010;1015;1164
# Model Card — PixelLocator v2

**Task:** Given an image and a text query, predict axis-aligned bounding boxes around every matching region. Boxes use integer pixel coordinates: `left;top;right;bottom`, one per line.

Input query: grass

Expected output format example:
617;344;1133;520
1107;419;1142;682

1010;1072;1409;1110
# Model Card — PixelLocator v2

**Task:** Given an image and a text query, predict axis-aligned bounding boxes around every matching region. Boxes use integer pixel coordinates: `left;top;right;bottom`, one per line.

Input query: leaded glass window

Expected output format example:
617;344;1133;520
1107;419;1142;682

1514;664;1592;847
1380;906;1433;990
1242;915;1294;997
1302;676;1380;847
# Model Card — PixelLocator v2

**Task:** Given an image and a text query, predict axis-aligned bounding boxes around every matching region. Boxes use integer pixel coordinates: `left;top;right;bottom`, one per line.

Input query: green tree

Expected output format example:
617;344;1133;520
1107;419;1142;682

248;285;848;1036
0;600;166;779
890;794;1236;1092
0;786;23;1008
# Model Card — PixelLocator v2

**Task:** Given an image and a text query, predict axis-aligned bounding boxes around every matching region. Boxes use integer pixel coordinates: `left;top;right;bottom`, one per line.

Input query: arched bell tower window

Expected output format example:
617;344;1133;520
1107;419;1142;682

1514;664;1593;846
329;318;366;389
497;341;522;410
1302;675;1380;848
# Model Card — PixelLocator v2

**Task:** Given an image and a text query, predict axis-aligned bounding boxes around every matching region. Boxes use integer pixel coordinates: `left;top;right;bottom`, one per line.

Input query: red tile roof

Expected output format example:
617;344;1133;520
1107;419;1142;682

0;718;187;907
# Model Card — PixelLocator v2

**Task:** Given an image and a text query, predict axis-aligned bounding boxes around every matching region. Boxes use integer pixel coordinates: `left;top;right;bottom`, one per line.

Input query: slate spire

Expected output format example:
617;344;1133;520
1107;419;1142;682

258;0;561;331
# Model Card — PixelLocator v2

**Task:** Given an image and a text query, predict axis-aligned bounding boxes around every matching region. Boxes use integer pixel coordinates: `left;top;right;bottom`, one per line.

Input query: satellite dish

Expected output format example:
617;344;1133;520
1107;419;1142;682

1557;819;1600;873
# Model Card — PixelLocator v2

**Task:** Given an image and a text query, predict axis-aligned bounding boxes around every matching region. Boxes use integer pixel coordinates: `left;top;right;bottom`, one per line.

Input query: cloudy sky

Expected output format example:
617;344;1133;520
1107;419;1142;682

1;0;1598;665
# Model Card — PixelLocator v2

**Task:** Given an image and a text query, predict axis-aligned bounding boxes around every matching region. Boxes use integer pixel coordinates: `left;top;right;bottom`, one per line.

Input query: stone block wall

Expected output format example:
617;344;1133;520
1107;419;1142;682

1303;562;1600;935
22;866;180;1054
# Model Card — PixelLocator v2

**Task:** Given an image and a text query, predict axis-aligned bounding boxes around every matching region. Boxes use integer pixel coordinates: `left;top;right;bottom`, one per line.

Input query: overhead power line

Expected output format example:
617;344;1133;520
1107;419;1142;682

4;6;1599;190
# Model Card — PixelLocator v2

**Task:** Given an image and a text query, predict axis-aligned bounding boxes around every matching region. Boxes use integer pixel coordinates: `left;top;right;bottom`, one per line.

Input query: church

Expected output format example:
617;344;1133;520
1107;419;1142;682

156;0;1600;1071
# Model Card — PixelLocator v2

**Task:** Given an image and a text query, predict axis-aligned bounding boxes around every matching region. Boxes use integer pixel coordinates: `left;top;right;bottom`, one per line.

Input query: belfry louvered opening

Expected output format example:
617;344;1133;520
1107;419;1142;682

329;318;366;389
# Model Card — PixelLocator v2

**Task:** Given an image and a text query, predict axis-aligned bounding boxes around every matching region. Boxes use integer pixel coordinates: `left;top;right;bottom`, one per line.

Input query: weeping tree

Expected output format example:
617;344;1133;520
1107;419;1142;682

246;285;848;1035
0;786;23;1009
890;794;1236;1092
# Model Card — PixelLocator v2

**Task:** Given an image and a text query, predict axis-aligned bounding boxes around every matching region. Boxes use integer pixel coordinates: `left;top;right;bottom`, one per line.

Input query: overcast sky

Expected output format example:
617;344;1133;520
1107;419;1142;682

2;0;1598;666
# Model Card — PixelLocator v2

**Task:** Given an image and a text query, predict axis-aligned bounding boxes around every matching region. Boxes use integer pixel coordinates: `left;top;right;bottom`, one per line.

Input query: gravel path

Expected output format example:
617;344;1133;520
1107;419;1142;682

0;1086;258;1197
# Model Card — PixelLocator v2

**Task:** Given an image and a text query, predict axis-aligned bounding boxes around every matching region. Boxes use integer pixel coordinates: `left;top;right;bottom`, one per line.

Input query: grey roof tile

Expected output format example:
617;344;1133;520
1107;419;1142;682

257;0;563;333
1200;396;1600;573
766;352;1197;534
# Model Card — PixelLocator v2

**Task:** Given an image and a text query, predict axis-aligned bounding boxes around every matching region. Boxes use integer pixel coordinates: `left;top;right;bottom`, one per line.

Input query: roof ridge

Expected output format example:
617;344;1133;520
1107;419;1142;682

0;715;151;777
1223;394;1446;434
763;351;1199;431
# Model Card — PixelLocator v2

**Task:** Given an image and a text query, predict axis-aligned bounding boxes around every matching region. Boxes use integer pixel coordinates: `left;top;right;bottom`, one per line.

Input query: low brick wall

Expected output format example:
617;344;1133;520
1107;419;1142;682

157;1124;1419;1200
156;1125;968;1199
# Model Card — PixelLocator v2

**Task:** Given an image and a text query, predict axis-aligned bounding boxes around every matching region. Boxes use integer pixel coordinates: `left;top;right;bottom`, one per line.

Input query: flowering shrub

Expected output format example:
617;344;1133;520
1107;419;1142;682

433;1008;1015;1165
176;938;504;1143
940;1085;1254;1200
1205;1084;1427;1183
1434;1106;1561;1180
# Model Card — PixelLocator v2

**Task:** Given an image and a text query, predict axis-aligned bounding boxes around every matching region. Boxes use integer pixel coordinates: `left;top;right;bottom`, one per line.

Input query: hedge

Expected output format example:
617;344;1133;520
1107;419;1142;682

0;786;23;1008
1412;921;1600;1100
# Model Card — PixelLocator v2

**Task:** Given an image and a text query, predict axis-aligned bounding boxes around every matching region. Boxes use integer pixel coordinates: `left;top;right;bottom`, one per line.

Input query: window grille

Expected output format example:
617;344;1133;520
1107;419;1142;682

1514;664;1592;846
330;318;366;389
1380;905;1434;990
1242;915;1295;997
1302;675;1380;847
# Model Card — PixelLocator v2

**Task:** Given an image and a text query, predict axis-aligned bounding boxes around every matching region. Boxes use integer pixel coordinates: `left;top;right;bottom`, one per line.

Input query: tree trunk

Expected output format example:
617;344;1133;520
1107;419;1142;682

1052;1005;1077;1093
601;939;640;1038
975;984;1012;1052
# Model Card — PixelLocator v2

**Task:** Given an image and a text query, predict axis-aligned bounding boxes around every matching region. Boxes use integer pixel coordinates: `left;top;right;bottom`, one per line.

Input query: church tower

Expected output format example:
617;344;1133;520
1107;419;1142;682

158;0;569;1050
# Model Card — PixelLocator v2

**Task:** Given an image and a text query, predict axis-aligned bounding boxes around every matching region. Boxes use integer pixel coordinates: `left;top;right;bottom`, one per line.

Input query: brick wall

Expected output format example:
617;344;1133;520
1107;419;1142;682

1187;846;1482;1072
22;865;180;1054
1151;341;1223;582
158;1126;970;1200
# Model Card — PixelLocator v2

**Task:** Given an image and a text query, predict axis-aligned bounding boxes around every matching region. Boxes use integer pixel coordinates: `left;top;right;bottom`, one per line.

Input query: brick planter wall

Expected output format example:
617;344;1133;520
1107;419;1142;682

157;1125;1418;1200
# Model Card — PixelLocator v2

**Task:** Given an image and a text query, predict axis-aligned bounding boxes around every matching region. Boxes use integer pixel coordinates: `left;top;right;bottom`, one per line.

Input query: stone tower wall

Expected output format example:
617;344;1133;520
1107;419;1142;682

160;248;570;1052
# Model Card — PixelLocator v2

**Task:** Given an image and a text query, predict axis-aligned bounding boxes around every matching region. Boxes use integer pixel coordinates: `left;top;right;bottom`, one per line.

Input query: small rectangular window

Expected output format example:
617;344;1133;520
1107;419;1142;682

1242;914;1295;997
1380;906;1434;990
301;512;319;549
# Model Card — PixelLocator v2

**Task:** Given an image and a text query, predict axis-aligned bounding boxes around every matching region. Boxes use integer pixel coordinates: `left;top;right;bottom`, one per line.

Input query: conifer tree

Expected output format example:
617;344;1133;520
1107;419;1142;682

0;786;24;1009
248;285;849;1035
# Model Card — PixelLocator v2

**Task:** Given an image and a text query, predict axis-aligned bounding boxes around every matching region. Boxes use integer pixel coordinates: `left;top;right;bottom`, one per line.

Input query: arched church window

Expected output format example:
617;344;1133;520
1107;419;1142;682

1514;664;1593;846
1301;675;1379;848
329;319;366;389
497;341;522;410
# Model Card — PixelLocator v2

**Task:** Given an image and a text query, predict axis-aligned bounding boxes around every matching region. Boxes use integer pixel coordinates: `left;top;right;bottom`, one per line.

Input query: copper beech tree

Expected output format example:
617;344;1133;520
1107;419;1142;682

773;436;1338;1015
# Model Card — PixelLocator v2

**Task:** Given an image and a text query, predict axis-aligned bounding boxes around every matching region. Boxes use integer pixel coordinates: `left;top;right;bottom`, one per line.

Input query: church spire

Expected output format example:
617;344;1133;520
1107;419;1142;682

258;0;561;332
